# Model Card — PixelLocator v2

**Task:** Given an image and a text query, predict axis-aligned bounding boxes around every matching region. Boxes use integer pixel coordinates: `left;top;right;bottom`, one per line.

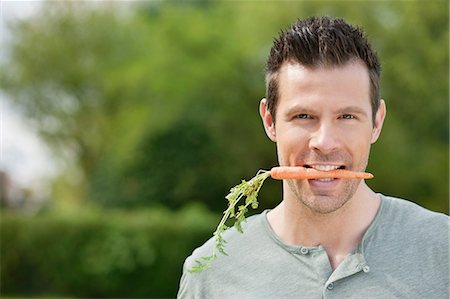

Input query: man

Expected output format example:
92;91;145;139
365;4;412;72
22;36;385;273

178;16;449;298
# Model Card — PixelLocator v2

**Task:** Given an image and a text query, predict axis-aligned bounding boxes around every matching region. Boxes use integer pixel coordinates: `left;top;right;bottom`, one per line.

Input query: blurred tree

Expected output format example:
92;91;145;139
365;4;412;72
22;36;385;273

365;2;449;213
93;119;227;209
1;2;153;203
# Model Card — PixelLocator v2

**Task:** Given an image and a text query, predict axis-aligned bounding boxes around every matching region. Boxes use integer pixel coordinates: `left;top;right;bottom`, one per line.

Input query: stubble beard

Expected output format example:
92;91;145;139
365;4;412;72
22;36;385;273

287;178;361;215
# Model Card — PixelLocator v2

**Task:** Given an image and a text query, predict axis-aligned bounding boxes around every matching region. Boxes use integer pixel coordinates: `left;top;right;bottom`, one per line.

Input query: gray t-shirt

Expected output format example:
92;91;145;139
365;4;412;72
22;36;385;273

178;195;449;298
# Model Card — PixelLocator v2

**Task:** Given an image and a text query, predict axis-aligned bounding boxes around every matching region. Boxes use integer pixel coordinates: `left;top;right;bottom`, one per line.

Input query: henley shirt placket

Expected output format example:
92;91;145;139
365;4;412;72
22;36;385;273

322;252;370;298
292;245;370;298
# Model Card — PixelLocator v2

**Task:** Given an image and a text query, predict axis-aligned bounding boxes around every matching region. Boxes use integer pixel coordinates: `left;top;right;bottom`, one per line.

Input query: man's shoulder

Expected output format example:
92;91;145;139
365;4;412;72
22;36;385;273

182;211;268;273
379;194;449;237
178;212;271;298
382;194;448;221
368;195;449;295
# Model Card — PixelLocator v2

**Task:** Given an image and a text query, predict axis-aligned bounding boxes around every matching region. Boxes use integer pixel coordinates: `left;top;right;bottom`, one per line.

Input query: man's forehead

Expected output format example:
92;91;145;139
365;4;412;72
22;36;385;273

277;59;372;108
278;59;371;91
280;58;369;76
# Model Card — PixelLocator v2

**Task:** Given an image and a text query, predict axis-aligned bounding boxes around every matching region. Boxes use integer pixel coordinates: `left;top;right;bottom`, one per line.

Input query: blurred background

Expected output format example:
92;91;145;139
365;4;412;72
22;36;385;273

1;0;448;298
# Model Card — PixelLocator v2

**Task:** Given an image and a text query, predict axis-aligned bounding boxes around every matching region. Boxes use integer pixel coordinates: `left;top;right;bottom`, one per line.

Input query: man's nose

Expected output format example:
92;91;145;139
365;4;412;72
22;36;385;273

308;122;340;154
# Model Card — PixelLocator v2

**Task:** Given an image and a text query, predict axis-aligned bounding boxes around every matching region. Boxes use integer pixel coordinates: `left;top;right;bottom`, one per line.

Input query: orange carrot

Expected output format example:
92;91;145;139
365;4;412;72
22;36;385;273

270;166;374;180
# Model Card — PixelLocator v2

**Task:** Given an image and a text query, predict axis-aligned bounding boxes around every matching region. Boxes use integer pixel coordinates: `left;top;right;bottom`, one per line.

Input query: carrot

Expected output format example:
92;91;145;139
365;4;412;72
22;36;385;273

270;166;374;180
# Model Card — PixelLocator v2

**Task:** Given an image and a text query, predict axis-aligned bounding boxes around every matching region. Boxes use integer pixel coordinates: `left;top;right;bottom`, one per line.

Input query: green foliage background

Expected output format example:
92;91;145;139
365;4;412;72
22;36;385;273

1;204;216;298
1;0;448;298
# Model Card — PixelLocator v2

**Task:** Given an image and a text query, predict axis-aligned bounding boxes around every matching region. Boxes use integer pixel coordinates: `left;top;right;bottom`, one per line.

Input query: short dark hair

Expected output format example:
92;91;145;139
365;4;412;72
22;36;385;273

265;16;381;123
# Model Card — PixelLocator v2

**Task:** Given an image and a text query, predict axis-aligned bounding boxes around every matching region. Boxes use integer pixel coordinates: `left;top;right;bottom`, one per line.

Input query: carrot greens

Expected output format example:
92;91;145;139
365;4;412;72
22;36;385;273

188;170;271;273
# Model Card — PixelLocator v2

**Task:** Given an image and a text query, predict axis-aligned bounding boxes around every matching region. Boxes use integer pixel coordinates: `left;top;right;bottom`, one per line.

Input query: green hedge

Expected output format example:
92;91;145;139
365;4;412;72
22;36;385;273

0;204;218;298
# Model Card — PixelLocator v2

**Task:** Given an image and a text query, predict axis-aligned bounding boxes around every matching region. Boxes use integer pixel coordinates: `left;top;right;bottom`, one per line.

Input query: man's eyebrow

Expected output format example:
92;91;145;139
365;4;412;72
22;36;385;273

336;106;369;116
284;104;316;116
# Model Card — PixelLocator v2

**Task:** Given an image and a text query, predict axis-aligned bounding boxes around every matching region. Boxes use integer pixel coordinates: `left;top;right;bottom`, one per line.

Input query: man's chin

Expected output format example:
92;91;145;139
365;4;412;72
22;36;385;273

289;181;358;215
302;196;349;215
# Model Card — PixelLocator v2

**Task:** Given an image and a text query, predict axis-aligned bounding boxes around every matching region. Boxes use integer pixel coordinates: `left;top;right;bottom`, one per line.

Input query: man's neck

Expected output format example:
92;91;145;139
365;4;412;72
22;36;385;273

266;183;381;270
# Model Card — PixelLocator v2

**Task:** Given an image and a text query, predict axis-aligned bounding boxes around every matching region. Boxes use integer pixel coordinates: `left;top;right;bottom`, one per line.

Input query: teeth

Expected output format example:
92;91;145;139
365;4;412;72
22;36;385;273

317;178;334;182
311;165;340;171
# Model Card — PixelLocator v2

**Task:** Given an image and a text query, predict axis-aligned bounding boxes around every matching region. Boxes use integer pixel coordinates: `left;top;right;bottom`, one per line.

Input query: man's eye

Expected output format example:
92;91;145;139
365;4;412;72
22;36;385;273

341;114;355;119
296;114;311;119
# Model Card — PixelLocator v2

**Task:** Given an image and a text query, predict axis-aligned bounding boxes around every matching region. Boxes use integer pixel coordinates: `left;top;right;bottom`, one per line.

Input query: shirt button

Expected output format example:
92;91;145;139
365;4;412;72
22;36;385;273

363;265;370;273
326;283;334;290
300;247;309;254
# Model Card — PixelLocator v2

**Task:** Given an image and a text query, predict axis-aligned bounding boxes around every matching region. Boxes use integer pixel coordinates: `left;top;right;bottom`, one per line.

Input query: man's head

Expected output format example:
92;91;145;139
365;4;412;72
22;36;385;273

260;16;386;214
265;16;381;124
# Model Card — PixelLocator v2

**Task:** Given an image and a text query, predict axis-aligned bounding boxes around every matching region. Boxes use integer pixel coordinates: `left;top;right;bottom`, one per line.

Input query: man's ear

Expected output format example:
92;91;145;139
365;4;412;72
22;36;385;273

371;99;386;144
259;98;277;142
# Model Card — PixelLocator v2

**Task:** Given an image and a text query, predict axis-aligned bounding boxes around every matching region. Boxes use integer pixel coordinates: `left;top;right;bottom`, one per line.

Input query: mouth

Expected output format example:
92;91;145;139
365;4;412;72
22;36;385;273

303;164;346;182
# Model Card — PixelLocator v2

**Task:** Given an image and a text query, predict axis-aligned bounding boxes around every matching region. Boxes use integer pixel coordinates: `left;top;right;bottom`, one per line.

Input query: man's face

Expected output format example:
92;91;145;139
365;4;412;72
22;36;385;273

260;61;385;214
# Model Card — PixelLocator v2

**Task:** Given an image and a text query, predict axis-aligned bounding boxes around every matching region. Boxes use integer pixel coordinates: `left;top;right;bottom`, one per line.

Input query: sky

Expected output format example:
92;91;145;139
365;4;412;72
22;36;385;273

0;0;58;190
